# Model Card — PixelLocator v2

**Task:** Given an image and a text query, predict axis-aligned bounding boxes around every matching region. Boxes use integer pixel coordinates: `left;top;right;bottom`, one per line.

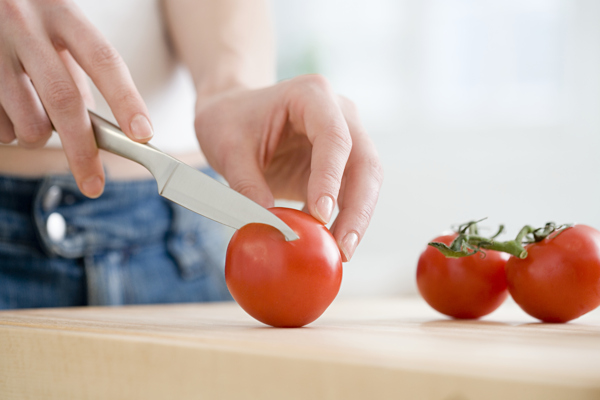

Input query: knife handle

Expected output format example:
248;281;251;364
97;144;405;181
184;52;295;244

88;110;178;190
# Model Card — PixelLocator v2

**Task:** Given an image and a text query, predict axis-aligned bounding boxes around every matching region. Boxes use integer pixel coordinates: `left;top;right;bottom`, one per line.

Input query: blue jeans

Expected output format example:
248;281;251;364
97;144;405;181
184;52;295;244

0;170;232;309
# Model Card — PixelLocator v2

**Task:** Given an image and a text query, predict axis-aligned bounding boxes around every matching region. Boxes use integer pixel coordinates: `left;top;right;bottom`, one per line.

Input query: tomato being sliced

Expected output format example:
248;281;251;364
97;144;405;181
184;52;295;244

417;234;509;319
505;224;600;323
225;207;343;328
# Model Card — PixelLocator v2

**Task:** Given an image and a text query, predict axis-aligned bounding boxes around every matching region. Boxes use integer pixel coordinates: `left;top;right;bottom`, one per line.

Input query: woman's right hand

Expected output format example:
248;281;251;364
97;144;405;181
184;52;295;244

0;0;153;197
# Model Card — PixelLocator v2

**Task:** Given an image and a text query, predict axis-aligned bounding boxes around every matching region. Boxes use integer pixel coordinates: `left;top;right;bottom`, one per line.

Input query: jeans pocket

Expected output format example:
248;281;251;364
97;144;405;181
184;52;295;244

167;229;209;280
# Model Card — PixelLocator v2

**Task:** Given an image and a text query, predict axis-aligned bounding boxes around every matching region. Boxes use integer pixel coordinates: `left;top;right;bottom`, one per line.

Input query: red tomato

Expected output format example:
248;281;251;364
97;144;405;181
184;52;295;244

417;234;509;319
225;207;343;328
506;225;600;323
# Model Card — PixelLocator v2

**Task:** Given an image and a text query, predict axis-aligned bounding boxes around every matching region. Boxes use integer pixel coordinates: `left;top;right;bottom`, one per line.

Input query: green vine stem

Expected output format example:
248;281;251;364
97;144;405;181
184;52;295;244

429;221;572;259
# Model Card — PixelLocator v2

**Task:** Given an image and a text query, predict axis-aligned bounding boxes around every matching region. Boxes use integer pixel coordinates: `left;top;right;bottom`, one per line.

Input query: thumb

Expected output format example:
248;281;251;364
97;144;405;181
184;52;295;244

223;153;274;209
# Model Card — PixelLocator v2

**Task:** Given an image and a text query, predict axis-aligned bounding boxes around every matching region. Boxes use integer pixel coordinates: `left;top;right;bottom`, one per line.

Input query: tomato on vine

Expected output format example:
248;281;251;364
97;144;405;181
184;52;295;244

424;221;600;323
505;224;600;323
417;221;509;319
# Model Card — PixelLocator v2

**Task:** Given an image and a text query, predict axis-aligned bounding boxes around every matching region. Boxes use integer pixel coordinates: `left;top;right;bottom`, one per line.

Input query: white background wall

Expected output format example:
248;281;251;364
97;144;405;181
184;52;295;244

271;0;600;297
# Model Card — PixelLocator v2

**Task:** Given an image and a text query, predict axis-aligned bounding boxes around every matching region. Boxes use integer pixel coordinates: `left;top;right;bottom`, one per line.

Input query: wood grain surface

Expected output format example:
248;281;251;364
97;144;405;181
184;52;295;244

1;297;599;400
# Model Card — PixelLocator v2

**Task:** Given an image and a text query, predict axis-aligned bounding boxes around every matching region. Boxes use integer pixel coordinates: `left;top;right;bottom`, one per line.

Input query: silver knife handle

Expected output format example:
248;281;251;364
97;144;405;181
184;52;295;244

89;110;178;190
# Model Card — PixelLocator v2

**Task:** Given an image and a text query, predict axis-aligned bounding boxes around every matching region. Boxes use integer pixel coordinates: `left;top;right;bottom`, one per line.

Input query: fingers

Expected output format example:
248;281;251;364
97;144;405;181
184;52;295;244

289;75;352;225
223;150;275;209
0;1;152;198
16;32;105;197
284;76;381;261
53;6;153;142
0;0;102;197
0;49;52;148
330;97;383;262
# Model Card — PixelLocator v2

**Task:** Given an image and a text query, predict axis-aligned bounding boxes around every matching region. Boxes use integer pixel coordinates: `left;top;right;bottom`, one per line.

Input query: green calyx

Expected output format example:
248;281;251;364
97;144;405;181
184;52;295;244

428;220;572;259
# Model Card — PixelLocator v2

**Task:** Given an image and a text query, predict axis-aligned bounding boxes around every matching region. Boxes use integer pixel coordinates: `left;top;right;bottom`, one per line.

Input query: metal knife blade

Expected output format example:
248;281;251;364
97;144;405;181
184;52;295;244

160;162;299;240
88;110;299;241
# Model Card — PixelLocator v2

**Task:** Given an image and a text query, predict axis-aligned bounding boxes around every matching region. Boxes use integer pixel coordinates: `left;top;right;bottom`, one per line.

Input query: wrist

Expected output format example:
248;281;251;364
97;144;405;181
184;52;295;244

195;79;247;106
195;91;246;113
194;70;275;111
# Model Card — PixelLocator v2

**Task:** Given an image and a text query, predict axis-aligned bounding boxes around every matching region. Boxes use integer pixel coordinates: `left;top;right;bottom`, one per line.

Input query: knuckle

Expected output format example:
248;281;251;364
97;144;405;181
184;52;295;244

365;156;384;186
0;1;28;27
326;125;353;153
348;155;384;190
17;135;45;148
17;120;52;146
296;74;331;91
287;74;333;100
0;129;16;144
344;197;378;233
231;178;260;197
354;206;374;230
320;167;343;188
90;44;123;71
113;86;139;106
45;80;81;111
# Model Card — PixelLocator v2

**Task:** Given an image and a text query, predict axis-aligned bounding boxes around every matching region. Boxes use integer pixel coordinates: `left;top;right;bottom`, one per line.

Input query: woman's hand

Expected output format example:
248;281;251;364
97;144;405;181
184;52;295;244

195;75;383;261
0;0;152;197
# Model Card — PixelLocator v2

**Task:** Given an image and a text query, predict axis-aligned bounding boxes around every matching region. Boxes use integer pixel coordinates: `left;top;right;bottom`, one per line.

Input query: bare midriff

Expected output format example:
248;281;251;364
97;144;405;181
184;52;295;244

0;145;209;180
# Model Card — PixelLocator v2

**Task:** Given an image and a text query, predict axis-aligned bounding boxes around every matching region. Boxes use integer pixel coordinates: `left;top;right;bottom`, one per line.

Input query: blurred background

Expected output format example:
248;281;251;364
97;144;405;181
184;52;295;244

271;0;600;297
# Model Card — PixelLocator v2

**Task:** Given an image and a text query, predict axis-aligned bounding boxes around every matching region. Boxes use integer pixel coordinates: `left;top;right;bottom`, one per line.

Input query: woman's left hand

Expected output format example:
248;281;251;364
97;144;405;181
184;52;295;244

194;74;383;261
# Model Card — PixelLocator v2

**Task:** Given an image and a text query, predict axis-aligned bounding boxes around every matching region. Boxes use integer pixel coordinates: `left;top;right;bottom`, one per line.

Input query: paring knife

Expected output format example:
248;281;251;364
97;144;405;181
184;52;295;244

88;110;299;241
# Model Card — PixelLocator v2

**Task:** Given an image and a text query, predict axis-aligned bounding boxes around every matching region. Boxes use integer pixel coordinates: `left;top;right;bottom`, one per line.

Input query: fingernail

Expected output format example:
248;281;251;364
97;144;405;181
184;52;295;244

130;114;153;140
315;195;334;224
341;232;359;261
81;175;103;198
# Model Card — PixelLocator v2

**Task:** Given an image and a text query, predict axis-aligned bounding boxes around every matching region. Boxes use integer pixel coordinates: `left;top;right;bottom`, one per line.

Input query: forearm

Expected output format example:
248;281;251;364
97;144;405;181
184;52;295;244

162;0;276;106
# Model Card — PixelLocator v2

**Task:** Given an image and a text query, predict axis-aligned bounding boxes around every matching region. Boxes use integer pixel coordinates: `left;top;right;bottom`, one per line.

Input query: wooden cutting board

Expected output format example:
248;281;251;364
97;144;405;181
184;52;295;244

1;297;599;400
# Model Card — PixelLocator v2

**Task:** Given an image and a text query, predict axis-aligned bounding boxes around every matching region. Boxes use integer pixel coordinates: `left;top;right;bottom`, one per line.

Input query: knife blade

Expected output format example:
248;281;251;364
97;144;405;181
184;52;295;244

87;110;299;241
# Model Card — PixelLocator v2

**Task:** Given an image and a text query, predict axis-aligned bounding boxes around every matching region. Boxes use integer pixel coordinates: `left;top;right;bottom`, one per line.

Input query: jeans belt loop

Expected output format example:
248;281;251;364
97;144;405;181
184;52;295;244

33;175;86;259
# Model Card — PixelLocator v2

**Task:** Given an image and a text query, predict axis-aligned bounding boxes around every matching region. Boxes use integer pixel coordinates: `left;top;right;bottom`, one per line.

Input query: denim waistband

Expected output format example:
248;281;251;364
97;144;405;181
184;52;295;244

0;170;228;281
1;174;166;257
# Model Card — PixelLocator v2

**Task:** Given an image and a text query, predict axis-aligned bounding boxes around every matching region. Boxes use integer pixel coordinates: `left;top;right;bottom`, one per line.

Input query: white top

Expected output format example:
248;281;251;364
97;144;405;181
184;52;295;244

44;0;199;154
